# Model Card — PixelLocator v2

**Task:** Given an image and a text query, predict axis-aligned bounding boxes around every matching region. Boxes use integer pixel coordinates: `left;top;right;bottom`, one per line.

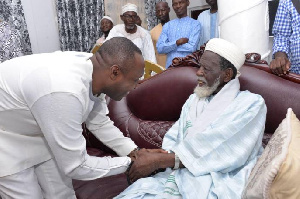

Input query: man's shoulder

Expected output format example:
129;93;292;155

197;10;210;20
168;17;200;26
181;17;201;28
112;24;124;28
150;23;162;33
279;0;294;9
137;26;151;39
110;24;125;34
189;17;201;25
137;25;149;33
236;90;265;106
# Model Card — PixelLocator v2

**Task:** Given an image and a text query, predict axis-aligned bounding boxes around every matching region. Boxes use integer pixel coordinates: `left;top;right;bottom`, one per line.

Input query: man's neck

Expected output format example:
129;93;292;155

177;13;188;19
161;18;170;26
103;31;110;38
210;5;218;14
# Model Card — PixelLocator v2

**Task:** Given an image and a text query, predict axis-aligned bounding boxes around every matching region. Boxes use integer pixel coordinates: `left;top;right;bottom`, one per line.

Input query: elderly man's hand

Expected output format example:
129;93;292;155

127;149;162;183
270;52;291;75
145;148;168;154
176;38;189;46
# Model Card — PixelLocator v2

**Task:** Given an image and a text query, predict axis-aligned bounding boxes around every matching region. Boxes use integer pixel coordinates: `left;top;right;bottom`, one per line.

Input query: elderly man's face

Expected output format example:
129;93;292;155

121;11;138;30
194;51;223;97
155;2;170;21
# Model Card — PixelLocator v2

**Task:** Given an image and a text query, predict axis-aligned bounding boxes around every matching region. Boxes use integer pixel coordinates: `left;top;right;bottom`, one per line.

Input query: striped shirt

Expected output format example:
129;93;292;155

272;0;300;74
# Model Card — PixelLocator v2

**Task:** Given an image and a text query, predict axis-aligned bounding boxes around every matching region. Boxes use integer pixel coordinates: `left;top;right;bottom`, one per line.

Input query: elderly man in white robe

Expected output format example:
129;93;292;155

115;38;267;199
106;3;157;63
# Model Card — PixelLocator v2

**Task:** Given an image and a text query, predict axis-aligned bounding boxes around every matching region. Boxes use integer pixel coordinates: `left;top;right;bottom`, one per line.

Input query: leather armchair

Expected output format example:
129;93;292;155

74;53;300;199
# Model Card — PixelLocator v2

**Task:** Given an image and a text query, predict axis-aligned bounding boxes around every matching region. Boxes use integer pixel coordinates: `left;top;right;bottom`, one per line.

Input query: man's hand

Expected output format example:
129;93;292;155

128;148;139;161
270;52;291;75
176;38;189;46
145;148;168;154
128;148;167;162
127;149;161;183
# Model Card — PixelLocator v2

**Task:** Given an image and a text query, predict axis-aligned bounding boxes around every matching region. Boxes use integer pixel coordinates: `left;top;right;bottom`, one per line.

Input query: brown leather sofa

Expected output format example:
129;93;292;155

73;54;300;199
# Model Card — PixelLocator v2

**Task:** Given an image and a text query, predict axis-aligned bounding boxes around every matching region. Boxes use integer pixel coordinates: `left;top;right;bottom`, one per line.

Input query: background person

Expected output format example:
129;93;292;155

197;0;219;48
270;0;300;75
96;16;114;45
106;3;156;63
150;1;170;68
157;0;201;68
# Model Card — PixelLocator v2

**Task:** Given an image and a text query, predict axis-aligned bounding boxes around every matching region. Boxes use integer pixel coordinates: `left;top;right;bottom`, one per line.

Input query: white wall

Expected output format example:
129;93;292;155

21;0;60;54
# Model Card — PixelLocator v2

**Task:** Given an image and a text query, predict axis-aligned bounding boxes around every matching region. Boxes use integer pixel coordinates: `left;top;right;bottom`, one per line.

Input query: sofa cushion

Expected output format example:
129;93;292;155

269;109;300;198
242;108;300;199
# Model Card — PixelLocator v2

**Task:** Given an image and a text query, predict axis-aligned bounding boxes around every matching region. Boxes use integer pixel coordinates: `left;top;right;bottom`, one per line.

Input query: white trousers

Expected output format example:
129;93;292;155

0;159;76;199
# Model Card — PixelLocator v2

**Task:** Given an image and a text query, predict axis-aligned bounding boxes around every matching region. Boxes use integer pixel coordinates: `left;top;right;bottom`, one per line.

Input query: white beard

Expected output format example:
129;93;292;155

194;76;220;98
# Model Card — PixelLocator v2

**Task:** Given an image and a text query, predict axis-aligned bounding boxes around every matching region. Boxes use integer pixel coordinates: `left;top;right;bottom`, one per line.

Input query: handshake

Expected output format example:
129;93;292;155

126;148;169;184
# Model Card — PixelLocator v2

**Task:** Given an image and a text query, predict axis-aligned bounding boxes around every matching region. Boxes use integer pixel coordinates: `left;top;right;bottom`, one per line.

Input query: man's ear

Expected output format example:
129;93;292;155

120;15;124;22
223;68;234;83
110;65;122;80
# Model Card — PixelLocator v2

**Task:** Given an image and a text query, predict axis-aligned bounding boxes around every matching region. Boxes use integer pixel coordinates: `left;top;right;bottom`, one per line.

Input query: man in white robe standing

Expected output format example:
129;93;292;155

197;0;219;48
106;3;157;63
115;38;267;199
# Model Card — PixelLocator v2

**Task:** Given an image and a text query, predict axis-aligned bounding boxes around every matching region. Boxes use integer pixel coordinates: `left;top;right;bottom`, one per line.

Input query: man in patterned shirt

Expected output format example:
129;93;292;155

0;20;23;63
270;0;300;75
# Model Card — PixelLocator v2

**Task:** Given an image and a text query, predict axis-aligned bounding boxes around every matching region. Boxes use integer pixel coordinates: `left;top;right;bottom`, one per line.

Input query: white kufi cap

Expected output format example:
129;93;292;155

122;3;138;14
100;16;113;24
205;38;245;70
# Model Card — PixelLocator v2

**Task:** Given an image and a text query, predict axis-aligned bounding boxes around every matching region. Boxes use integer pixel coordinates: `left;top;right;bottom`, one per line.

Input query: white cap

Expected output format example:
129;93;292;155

100;16;113;24
205;38;245;70
122;3;138;14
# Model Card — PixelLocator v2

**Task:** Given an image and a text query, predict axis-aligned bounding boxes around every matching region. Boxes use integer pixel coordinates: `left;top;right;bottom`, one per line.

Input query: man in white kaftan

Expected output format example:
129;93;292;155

0;37;145;199
115;38;267;199
106;3;157;63
197;0;219;48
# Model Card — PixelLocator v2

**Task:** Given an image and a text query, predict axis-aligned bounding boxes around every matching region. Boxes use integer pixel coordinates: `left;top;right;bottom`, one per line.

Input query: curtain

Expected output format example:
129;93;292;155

144;0;166;30
0;0;32;55
56;0;104;52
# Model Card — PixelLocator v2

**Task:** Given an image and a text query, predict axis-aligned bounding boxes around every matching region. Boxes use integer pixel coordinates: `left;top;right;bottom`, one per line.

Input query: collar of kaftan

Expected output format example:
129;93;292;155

117;24;146;40
187;78;240;137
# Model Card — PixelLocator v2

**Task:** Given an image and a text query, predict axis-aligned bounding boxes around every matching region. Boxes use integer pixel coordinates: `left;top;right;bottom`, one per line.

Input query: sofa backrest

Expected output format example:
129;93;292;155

239;63;300;134
107;64;300;147
85;62;300;151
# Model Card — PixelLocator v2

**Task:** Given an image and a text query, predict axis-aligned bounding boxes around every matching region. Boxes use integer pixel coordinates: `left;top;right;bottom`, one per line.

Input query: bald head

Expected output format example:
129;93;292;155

91;37;144;98
156;1;168;8
97;37;142;74
155;1;170;24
